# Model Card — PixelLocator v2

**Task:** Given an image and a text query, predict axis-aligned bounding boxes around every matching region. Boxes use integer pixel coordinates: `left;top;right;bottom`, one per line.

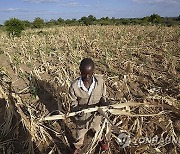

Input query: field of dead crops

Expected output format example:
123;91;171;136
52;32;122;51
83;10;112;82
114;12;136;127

0;25;180;154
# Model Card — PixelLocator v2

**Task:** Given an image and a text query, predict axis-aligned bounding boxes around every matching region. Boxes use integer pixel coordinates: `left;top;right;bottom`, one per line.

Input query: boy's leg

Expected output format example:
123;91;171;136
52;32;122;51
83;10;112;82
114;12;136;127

90;115;102;140
90;115;109;151
74;128;88;149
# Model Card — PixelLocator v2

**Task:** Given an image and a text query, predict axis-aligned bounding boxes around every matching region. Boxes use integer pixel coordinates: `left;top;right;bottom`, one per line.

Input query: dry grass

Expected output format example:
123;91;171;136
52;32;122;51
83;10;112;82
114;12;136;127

0;25;179;153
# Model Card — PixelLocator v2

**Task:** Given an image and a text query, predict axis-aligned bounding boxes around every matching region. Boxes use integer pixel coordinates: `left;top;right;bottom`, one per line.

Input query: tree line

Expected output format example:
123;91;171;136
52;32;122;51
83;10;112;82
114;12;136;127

1;14;180;37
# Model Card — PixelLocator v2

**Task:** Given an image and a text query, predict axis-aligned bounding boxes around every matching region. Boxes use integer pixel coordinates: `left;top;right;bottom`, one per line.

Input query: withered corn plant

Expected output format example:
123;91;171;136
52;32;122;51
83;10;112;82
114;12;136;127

0;25;179;153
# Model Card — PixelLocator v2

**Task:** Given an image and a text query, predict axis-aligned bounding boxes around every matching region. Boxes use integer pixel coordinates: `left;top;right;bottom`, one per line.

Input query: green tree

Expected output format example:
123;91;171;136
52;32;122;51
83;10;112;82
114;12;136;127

22;20;32;28
148;14;163;24
4;18;24;37
141;16;149;25
98;17;112;25
49;19;58;25
111;17;116;23
121;19;130;25
79;16;88;25
177;15;180;21
32;17;44;28
65;19;78;25
46;19;59;27
57;18;64;25
88;15;96;22
79;15;96;25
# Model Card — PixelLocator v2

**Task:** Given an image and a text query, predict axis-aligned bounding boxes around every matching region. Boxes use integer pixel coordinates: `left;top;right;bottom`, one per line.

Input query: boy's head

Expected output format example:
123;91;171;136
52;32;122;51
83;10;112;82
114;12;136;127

79;58;94;82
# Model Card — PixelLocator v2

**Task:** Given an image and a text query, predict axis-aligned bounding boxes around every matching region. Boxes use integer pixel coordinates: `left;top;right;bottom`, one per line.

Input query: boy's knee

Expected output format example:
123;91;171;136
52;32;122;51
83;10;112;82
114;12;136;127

76;128;87;138
93;124;101;132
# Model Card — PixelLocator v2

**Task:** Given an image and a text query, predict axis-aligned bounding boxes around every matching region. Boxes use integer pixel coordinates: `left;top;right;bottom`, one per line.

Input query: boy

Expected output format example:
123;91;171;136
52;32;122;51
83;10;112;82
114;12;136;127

69;58;108;154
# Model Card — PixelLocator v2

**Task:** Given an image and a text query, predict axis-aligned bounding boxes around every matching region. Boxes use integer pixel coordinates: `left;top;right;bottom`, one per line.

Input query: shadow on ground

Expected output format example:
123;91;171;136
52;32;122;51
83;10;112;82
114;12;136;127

0;97;41;154
33;77;76;154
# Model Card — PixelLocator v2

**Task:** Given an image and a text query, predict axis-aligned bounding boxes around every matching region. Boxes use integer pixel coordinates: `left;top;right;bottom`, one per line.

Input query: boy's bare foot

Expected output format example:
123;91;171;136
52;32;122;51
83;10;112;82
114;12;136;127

73;148;80;154
99;139;108;151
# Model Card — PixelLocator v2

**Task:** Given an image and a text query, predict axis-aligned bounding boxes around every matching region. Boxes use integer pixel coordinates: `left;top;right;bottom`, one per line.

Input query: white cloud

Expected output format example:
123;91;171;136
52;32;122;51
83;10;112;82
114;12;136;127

60;2;89;7
23;0;59;3
132;0;180;4
0;8;28;12
0;8;56;15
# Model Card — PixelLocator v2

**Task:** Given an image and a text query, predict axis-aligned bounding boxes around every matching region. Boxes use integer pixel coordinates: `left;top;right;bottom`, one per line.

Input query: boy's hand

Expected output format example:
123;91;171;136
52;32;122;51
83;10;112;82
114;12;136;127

77;111;85;117
98;97;108;106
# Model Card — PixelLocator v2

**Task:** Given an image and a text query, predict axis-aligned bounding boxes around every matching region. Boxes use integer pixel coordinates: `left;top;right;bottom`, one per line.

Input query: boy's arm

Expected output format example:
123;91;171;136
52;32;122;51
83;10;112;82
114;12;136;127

69;85;84;117
69;85;78;112
99;80;108;106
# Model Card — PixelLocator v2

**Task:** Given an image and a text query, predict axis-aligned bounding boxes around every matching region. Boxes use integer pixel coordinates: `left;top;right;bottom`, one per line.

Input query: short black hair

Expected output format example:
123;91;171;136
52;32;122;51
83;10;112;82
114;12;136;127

80;58;94;69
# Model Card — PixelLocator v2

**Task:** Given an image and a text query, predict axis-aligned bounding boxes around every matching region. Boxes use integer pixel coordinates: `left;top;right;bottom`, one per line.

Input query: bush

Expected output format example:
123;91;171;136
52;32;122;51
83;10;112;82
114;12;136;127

4;18;24;37
148;14;163;24
22;20;32;28
32;17;44;28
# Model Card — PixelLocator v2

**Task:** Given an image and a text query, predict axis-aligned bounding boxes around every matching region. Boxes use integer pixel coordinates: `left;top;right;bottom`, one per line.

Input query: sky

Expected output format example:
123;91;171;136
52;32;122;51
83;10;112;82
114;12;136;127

0;0;180;24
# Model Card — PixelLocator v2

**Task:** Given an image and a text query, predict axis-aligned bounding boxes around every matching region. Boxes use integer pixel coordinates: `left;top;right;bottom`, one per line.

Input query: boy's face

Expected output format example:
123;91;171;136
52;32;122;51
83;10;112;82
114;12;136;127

80;65;94;83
